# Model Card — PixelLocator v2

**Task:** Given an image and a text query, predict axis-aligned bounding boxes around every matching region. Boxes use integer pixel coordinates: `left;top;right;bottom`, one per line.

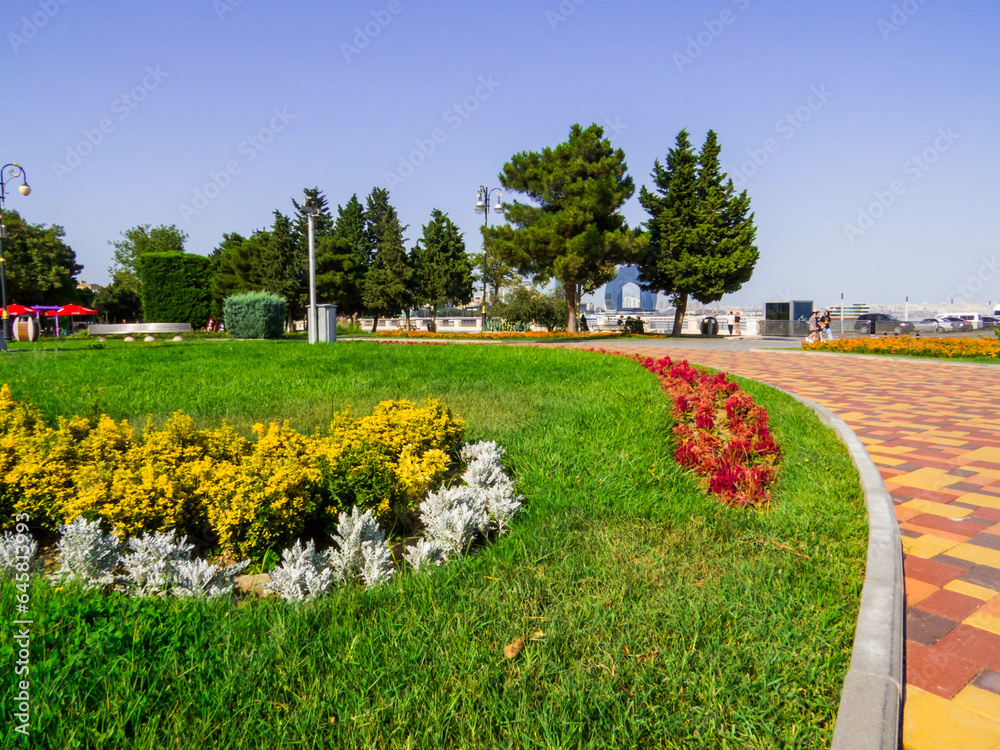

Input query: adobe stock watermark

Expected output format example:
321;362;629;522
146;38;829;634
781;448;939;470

51;66;169;183
11;513;34;738
674;0;751;72
605;115;627;143
546;0;585;31
730;85;833;189
341;0;403;63
945;255;1000;305
843;127;960;244
385;75;500;189
8;0;72;54
178;107;296;222
214;0;245;21
878;0;932;40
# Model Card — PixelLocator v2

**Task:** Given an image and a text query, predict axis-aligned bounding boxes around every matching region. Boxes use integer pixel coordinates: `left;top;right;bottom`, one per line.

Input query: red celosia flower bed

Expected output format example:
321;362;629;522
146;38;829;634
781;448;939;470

635;355;781;507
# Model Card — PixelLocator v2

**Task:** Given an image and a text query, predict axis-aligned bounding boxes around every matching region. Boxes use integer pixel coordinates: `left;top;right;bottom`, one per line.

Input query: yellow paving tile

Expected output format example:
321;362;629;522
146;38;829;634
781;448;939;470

872;455;909;467
913;435;972;447
946;544;1000;569
945;580;999;600
964;447;1000;464
954;685;1000;723
902;534;960;559
955;493;1000;511
904;688;1000;750
964;610;1000;637
894;467;963;491
859;436;883;445
899;499;973;519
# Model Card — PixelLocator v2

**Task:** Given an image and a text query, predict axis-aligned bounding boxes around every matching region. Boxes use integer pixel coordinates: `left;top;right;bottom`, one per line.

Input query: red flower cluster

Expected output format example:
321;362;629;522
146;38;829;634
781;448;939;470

636;355;780;508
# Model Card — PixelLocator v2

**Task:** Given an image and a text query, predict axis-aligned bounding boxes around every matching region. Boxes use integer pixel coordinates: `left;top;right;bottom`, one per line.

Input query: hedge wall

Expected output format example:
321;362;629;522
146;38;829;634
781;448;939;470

139;252;212;328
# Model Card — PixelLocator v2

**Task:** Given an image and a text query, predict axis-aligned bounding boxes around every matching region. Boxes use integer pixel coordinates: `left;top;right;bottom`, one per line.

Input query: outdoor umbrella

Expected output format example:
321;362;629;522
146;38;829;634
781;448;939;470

4;304;37;316
44;304;99;317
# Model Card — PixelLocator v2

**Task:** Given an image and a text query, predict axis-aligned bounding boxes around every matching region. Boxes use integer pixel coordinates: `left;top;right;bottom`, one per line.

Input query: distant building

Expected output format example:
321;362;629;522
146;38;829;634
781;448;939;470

604;266;657;311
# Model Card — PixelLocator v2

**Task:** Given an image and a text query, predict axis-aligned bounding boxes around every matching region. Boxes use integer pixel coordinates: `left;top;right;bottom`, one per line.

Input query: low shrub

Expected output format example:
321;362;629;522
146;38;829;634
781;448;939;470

805;335;1000;359
0;386;465;557
222;291;286;339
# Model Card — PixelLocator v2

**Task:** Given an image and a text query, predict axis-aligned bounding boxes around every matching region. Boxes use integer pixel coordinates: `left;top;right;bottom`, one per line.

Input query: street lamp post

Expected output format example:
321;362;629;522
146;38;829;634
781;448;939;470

0;164;31;352
301;199;319;345
474;185;503;330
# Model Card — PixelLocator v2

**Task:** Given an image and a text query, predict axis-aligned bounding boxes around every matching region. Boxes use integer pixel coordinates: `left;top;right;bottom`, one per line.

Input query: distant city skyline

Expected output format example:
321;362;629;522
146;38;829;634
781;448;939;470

3;1;998;307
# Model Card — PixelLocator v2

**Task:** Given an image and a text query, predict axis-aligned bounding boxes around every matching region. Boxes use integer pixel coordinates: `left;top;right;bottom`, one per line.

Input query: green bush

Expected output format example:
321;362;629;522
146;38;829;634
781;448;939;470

222;292;286;339
139;253;213;327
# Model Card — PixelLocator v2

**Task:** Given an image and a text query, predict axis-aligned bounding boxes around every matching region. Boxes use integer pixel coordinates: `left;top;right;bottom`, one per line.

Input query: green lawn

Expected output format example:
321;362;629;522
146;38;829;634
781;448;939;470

0;339;866;749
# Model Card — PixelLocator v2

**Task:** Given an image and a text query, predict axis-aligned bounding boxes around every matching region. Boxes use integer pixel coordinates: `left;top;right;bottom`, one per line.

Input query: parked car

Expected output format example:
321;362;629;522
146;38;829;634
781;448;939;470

942;316;973;332
854;313;914;334
913;318;958;332
981;316;999;329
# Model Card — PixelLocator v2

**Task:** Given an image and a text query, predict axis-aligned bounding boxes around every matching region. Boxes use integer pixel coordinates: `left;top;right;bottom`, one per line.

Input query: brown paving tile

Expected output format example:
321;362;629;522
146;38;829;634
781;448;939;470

949;469;981;478
908;607;959;646
969;534;1000;552
907;640;981;699
905;556;969;587
974;508;1000;522
961;565;1000;591
935;625;1000;673
891;486;965;504
949;481;994;493
932;554;978;571
973;670;1000;696
900;528;922;538
915;590;986;622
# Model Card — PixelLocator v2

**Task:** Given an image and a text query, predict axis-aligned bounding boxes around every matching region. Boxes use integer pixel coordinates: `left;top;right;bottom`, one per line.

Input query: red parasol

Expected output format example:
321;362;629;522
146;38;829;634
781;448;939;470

4;304;37;316
44;304;99;317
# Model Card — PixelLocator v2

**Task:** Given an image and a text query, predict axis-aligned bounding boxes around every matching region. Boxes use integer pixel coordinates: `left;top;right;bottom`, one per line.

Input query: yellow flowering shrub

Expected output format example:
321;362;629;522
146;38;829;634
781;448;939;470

0;387;466;558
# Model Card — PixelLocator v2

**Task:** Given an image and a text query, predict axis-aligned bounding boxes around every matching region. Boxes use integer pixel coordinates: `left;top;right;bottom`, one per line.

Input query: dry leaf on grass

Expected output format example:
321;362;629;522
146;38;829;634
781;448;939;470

504;630;545;659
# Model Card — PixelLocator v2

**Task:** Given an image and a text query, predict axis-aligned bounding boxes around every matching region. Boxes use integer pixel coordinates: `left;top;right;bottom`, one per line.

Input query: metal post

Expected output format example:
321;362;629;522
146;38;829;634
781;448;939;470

475;185;503;332
307;211;317;345
0;164;32;350
481;209;488;330
840;292;844;335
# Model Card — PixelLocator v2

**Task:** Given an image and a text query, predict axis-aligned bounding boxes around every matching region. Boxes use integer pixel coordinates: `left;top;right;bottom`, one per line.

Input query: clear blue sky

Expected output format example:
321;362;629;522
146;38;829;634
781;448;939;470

3;0;998;309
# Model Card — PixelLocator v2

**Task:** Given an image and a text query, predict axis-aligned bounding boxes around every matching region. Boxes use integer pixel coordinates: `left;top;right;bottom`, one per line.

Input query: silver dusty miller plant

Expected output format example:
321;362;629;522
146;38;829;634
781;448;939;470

120;530;195;596
420;486;489;557
0;531;37;579
403;538;445;572
328;507;394;586
266;539;335;602
51;517;124;589
172;558;250;599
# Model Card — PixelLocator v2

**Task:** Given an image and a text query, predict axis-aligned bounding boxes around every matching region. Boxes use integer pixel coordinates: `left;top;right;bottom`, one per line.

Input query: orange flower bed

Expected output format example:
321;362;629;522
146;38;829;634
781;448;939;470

804;336;1000;359
375;330;622;340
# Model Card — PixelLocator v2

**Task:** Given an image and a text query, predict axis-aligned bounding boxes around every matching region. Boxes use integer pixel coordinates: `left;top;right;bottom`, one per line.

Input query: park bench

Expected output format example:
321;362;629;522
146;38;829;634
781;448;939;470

88;323;192;341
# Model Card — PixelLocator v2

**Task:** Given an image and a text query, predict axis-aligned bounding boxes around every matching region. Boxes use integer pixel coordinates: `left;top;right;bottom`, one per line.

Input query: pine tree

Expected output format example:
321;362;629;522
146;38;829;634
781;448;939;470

483;123;642;332
411;209;472;329
361;196;412;332
638;129;759;336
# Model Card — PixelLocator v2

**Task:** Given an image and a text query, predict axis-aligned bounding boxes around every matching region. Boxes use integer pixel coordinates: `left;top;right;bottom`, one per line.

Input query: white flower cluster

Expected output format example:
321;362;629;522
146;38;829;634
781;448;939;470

0;531;38;579
48;518;248;598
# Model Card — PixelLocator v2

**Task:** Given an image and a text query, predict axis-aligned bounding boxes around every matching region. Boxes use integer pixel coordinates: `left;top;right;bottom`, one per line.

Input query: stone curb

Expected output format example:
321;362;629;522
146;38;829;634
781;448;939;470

777;390;904;750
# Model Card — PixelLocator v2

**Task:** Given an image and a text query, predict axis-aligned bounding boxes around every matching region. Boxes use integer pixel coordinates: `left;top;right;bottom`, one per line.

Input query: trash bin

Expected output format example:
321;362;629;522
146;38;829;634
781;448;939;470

700;316;718;336
316;304;337;343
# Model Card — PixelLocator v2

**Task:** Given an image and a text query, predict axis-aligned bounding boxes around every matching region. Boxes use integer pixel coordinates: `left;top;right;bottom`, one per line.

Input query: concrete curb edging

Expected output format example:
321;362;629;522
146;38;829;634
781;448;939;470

778;390;904;750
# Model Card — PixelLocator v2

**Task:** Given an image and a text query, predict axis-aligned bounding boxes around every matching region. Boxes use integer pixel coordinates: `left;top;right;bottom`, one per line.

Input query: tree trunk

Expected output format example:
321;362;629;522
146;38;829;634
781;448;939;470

404;309;411;330
565;282;578;333
671;294;687;337
430;308;437;333
371;314;379;333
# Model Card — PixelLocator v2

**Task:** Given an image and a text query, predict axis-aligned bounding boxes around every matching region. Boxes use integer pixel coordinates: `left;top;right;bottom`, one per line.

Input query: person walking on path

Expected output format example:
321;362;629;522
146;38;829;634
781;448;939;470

805;311;820;343
734;311;742;337
726;311;734;336
821;310;833;341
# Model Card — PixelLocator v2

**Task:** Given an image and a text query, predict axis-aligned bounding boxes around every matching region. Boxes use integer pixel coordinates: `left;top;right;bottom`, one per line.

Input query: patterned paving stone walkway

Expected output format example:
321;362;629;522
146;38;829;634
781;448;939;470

553;343;1000;750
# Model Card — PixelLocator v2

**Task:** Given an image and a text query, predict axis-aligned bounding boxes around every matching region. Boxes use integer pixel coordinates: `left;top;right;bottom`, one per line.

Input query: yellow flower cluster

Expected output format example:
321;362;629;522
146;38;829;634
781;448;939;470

804;336;1000;359
0;386;464;556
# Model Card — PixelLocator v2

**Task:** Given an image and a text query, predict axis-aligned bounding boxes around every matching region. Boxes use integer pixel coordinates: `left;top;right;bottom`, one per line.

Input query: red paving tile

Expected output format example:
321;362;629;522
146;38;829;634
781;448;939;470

541;342;1000;740
914;590;986;622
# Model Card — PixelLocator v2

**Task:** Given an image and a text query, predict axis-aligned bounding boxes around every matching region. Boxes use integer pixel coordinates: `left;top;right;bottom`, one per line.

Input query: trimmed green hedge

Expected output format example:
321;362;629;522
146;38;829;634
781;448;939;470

139;252;212;327
223;291;286;339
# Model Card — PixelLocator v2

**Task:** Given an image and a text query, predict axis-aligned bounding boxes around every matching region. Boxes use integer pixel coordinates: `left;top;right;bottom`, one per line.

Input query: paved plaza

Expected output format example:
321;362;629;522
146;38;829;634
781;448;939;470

548;340;1000;750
